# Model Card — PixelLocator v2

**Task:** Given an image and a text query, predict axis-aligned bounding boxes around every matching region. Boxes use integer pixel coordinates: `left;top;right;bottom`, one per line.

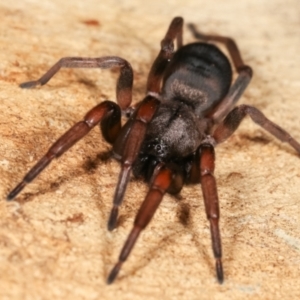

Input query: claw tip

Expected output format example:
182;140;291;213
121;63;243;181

107;262;122;284
19;81;40;89
216;259;224;284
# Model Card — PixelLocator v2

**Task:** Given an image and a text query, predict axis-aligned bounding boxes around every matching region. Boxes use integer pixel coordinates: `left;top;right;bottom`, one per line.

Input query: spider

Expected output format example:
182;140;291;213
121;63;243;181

7;17;300;284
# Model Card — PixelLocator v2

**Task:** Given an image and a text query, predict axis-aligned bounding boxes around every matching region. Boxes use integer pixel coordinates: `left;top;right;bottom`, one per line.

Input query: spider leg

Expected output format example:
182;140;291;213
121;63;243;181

185;152;201;184
199;143;223;283
146;17;183;93
210;67;252;123
107;95;160;230
189;24;246;71
213;104;300;153
20;56;133;109
188;24;253;123
7;101;121;200
107;164;173;284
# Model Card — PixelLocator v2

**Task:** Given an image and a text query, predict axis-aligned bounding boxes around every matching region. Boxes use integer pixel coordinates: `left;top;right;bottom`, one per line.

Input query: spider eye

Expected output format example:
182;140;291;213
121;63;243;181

155;144;166;156
147;139;168;158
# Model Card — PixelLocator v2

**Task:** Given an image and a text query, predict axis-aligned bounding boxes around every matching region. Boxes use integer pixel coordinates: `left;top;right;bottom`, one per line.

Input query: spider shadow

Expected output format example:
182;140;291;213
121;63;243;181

82;149;113;173
176;200;215;275
12;146;114;204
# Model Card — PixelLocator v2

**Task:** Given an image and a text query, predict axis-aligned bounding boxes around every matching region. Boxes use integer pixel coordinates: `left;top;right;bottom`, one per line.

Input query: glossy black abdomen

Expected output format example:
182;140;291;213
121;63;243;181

161;42;232;117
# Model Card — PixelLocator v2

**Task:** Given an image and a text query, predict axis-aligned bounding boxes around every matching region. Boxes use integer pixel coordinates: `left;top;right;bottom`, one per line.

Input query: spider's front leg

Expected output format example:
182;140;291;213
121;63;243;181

7;56;134;200
107;163;174;284
7;101;122;200
107;95;160;230
199;142;223;283
146;16;183;93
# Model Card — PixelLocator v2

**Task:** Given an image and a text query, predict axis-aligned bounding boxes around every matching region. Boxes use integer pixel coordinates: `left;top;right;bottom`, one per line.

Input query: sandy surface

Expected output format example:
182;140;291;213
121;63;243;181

0;1;300;299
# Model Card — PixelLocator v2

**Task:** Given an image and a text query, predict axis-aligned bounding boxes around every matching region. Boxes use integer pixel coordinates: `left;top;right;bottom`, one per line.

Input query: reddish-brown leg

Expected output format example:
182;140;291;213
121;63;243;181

107;95;161;230
7;101;121;200
188;24;253;123
213;104;300;153
199;143;223;283
146;17;183;93
20;56;133;109
107;164;173;284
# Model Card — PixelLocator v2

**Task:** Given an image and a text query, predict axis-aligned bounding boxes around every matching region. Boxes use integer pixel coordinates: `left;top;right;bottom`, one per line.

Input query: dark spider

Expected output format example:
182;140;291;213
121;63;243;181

7;17;300;284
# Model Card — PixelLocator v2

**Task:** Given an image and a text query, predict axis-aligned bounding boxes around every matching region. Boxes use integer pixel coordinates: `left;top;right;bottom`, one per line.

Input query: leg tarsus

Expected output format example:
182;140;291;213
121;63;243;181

7;181;27;201
19;81;42;89
107;226;141;284
107;261;123;284
216;258;224;284
107;206;119;231
7;154;52;200
160;16;184;53
107;163;131;230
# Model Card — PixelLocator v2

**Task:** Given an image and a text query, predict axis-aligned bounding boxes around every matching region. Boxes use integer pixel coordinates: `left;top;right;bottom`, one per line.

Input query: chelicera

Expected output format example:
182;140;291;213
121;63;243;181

7;17;300;284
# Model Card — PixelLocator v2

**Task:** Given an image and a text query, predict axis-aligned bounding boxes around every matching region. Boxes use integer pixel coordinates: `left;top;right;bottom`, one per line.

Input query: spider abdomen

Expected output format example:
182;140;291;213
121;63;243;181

162;42;232;117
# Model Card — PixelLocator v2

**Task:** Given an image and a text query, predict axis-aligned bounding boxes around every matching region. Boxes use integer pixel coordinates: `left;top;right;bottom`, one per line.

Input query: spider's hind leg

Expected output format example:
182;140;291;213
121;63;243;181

188;23;253;123
20;56;133;110
188;23;245;72
213;104;300;154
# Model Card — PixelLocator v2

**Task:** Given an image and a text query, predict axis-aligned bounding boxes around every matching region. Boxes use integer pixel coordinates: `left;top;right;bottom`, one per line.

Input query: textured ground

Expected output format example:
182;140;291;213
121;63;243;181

0;1;300;299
